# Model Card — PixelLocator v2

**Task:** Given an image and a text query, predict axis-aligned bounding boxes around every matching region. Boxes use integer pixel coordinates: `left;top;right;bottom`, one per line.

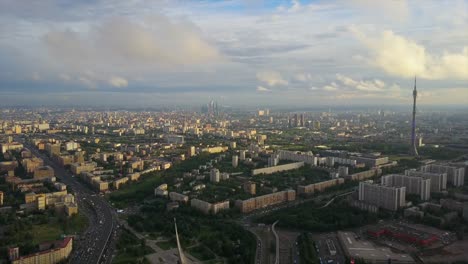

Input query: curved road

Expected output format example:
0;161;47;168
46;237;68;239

21;137;118;264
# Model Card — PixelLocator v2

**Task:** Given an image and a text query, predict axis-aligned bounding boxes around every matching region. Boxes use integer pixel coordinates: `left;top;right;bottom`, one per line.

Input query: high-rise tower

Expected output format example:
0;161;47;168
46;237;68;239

410;77;418;156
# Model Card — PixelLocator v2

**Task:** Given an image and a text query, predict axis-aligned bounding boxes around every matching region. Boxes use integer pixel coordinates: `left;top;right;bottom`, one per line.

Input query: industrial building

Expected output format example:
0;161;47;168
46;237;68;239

367;223;438;246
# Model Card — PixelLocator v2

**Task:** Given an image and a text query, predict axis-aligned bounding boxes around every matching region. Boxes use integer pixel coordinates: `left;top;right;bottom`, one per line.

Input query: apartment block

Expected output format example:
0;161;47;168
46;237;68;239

33;166;55;180
70;162;97;175
420;164;465;187
191;199;230;214
22;157;44;174
405;169;447;192
358;182;406;211
235;190;296;213
169;192;189;203
252;162;304;176
277;150;317;165
381;174;431;201
297;178;345;195
9;237;73;264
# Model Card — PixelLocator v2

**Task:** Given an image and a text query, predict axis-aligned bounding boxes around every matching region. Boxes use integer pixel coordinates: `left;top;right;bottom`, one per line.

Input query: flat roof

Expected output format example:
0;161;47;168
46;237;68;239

338;231;413;262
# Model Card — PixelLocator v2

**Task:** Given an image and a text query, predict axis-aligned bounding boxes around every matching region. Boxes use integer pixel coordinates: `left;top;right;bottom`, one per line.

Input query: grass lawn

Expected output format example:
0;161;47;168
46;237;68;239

64;213;89;234
32;224;63;244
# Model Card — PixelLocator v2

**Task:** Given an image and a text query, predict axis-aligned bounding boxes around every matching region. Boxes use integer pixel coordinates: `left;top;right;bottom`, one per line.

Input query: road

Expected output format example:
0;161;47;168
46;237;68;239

21;137;118;264
241;189;356;264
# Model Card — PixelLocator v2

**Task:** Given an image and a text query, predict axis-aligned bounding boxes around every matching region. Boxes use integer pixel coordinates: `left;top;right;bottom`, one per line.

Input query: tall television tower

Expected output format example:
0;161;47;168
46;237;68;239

410;77;419;156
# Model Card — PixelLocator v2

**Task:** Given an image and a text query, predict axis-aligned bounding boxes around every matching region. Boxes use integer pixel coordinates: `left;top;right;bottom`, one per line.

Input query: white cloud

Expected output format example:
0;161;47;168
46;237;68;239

256;85;271;92
256;71;288;86
354;29;468;80
336;74;385;92
108;76;128;88
323;82;338;91
44;16;223;72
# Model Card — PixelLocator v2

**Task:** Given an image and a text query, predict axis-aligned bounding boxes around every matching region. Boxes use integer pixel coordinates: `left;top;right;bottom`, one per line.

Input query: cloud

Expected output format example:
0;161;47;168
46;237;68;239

256;71;288;86
44;16;222;71
108;76;128;88
323;82;338;91
319;74;406;101
256;85;271;92
354;29;468;80
336;74;385;92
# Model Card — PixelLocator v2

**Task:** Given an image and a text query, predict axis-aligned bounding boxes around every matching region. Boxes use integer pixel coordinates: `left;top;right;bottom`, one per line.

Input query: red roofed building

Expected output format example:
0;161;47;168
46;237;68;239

9;237;73;264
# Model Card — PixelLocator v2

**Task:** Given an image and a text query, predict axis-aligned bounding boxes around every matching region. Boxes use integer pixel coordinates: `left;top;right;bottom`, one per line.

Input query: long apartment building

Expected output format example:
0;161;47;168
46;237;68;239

297;178;345;195
358;182;406;211
405;169;447;192
9;237;73;264
381;174;431;201
252;162;304;176
420;164;465;187
235;190;296;213
277;150;317;165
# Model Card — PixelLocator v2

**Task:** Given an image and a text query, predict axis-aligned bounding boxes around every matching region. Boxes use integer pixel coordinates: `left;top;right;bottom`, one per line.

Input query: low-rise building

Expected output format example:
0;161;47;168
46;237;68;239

70;162;96;175
190;199;230;214
33;166;55;180
169;192;189;203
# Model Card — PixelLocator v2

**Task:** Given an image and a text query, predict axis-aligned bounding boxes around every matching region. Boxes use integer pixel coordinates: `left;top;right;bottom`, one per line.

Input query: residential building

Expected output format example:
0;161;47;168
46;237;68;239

381;174;431;201
33;166;55;180
169;192;189;203
405;169;447;192
252;162;304;176
297;178;345;195
235;190;296;213
420;164;465;187
243;182;256;195
9;237;73;264
210;168;220;183
358;182;406;211
190;199;230;214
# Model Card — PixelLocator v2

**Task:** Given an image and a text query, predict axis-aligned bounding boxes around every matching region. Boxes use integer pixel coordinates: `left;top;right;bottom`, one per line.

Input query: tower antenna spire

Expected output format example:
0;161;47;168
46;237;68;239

410;76;419;156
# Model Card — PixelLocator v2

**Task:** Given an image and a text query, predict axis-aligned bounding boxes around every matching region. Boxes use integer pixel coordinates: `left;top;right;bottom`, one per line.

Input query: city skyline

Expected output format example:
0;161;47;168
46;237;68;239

0;0;467;106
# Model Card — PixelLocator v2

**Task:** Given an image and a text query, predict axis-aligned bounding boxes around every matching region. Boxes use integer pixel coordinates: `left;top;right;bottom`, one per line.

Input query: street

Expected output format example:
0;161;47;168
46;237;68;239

21;137;119;264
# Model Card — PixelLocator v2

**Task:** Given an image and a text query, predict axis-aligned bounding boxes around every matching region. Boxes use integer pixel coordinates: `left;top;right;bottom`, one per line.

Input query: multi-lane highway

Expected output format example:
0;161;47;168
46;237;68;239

20;137;119;264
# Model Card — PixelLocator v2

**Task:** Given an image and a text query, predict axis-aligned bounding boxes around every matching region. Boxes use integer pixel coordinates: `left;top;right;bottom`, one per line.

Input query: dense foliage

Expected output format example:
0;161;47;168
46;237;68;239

256;200;387;232
127;201;255;264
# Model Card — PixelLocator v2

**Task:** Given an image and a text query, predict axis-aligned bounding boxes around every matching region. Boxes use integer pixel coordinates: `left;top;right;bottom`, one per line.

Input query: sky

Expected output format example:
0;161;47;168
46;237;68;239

0;0;467;107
